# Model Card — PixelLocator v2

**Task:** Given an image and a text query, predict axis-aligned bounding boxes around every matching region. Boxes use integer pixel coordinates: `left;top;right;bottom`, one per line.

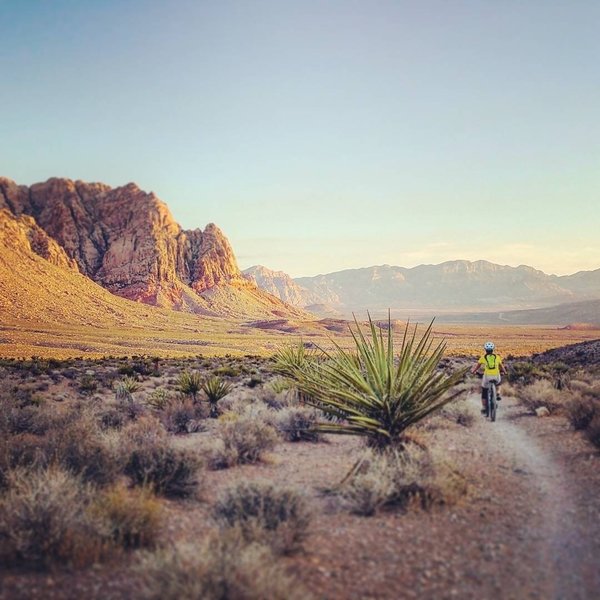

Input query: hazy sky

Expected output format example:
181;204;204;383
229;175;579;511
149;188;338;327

1;0;599;277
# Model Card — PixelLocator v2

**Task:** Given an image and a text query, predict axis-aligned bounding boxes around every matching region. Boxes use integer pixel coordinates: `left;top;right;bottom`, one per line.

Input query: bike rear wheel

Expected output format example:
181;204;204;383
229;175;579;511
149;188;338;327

489;382;497;422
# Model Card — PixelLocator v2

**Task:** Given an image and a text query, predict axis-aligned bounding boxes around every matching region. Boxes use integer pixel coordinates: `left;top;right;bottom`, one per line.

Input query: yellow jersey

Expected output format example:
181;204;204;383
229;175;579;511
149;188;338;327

479;353;502;376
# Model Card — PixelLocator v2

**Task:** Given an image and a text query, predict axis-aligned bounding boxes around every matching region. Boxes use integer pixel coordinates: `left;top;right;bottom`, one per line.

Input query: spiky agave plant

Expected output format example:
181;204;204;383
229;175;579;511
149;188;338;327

201;376;233;418
274;314;468;449
115;376;140;403
177;370;202;403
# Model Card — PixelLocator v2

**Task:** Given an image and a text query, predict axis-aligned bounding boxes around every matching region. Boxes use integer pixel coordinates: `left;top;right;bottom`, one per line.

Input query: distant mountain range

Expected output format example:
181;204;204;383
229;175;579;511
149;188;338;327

0;177;308;323
243;262;600;324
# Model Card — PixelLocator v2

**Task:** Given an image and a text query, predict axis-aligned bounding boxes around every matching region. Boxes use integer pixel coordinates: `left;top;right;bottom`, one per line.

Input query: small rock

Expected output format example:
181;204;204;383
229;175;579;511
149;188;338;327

535;406;550;417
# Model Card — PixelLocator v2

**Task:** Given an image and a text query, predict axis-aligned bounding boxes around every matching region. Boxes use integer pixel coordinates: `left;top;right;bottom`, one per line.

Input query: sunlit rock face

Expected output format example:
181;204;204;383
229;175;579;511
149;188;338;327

0;177;252;312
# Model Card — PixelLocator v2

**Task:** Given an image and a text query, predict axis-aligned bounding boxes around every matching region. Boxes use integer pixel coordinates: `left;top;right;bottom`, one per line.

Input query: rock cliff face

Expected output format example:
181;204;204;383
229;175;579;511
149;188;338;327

0;177;236;300
0;177;304;318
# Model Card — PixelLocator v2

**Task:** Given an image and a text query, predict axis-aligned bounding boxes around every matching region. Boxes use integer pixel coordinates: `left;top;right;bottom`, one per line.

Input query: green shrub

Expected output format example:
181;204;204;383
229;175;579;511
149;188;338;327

213;480;310;555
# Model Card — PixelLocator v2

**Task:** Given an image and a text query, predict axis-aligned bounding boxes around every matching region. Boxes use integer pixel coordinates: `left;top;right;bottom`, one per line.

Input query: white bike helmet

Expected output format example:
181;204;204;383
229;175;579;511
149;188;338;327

484;341;495;352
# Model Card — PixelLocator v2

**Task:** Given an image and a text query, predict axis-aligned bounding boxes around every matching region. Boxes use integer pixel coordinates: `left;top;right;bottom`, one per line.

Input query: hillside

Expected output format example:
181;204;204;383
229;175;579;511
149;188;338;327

0;177;307;320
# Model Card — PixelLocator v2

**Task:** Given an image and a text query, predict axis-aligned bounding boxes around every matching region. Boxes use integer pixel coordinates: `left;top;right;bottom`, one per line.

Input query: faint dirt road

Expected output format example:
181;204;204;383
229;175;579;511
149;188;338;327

452;395;600;600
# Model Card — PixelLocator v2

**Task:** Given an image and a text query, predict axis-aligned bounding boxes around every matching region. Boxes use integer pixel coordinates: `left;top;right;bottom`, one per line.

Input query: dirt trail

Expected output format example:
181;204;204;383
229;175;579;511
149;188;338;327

461;394;600;600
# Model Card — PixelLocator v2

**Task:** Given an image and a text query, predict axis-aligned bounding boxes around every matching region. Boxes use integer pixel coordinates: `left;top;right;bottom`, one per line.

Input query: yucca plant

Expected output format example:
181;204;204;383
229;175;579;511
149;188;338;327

274;314;468;450
115;376;140;403
177;370;202;403
202;376;233;418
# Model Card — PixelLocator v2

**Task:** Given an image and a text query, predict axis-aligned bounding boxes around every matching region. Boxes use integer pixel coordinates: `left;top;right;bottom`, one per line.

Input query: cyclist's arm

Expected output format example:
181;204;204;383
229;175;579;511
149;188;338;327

470;362;481;375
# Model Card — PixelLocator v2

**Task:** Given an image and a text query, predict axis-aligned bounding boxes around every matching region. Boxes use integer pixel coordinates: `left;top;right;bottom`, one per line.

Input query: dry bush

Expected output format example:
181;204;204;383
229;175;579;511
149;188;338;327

566;397;597;430
272;406;323;442
212;480;310;555
90;483;162;549
340;445;466;517
123;418;201;498
160;397;205;434
46;415;124;487
205;414;278;470
585;415;600;448
0;468;109;569
518;379;565;413
138;530;309;600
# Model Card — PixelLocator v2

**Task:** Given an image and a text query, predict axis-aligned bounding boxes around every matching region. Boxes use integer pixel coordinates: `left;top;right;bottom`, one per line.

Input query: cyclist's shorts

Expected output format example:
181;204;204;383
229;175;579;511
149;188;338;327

482;374;501;388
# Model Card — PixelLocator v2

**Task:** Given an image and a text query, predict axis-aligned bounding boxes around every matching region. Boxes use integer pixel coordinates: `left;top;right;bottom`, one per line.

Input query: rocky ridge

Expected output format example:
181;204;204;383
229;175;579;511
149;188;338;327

0;177;305;319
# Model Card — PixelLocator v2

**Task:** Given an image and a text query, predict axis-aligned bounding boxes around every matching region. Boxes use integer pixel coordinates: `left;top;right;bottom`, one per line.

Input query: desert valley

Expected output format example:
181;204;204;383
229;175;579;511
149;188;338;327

1;175;599;599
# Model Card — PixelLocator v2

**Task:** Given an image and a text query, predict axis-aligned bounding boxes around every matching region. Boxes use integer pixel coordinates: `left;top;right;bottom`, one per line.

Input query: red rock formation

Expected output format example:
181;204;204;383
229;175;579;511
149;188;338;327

0;177;306;319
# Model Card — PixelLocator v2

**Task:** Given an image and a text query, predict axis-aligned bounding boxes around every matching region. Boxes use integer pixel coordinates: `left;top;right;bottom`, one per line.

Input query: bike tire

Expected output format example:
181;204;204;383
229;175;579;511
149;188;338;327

489;383;497;422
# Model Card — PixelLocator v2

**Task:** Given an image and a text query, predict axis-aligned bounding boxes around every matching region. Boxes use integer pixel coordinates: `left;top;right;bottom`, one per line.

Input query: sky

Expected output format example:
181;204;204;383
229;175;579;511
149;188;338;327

1;0;599;277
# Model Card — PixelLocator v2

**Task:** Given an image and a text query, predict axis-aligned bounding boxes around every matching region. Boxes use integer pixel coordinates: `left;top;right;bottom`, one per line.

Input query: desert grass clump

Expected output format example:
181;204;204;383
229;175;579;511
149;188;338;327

90;483;162;549
275;315;467;449
585;415;600;448
202;376;233;418
340;445;466;517
0;468;109;569
138;530;309;600
212;480;310;555
123;418;201;498
273;406;323;442
206;415;278;469
177;370;202;402
519;379;564;413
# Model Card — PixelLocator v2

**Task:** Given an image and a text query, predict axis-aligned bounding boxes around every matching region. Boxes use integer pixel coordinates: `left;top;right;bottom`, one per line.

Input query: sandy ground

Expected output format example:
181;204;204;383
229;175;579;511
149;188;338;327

1;394;599;600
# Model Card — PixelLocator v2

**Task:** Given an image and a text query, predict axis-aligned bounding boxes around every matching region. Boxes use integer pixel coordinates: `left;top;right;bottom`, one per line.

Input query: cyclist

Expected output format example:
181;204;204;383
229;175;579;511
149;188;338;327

471;341;507;415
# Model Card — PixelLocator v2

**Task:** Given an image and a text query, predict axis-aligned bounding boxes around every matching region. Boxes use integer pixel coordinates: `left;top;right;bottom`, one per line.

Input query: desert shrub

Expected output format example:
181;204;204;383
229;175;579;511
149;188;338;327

519;379;564;413
266;377;292;395
138;531;309;600
585;415;600;448
274;316;467;449
46;415;124;487
123;419;201;498
177;370;202;402
146;388;169;410
0;468;109;569
566;397;597;430
0;434;48;490
340;445;466;517
213;480;310;555
160;397;204;434
78;374;98;394
507;361;544;385
273;406;322;442
98;406;128;430
213;365;240;378
90;483;162;549
206;415;278;469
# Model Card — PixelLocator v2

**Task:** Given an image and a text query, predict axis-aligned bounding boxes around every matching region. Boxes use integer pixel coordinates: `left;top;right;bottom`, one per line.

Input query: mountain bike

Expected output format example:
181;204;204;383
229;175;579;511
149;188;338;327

485;380;498;422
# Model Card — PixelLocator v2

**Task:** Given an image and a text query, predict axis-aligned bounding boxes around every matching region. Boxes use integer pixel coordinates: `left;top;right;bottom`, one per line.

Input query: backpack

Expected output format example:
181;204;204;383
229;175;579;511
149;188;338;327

484;353;497;369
